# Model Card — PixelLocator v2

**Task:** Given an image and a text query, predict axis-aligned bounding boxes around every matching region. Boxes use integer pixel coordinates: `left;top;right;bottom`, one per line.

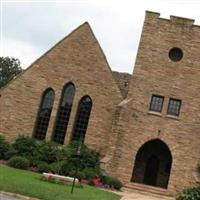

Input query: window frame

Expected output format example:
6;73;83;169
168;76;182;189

52;82;75;144
71;95;92;143
167;98;182;117
149;94;164;113
33;88;55;140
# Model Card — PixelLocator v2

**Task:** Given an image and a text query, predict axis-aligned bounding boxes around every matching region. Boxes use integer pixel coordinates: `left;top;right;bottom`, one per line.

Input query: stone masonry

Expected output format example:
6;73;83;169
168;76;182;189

0;11;200;196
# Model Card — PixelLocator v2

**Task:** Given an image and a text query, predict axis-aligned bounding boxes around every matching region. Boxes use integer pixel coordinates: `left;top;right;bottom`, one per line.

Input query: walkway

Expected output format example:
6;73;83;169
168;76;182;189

0;192;38;200
113;190;175;200
120;192;175;200
0;194;22;200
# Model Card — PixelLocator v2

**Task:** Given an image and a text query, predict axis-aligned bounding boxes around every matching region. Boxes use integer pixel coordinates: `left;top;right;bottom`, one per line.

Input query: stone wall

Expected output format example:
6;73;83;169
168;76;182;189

0;22;122;156
107;11;200;194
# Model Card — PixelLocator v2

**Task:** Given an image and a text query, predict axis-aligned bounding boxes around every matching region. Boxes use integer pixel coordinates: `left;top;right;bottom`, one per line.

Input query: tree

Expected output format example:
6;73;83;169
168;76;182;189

0;57;22;88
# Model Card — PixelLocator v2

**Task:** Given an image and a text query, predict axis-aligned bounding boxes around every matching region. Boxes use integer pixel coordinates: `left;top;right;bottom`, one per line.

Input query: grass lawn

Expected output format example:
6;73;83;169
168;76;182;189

0;165;120;200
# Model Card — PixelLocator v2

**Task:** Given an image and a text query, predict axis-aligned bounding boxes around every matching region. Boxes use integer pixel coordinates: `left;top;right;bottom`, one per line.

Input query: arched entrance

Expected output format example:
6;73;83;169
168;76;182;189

131;139;172;189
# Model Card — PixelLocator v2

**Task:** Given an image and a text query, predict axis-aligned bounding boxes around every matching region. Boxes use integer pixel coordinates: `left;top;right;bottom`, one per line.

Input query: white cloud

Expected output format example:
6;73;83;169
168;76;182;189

1;37;41;68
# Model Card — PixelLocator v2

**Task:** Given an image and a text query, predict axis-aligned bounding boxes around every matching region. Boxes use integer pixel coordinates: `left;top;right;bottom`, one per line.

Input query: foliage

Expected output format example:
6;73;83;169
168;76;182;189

59;161;74;176
62;142;100;171
176;186;200;200
0;165;120;200
8;156;30;169
0;135;10;160
0;57;22;88
12;135;38;158
49;161;65;174
2;136;122;192
82;168;100;180
37;162;51;173
103;176;123;190
55;142;101;179
4;147;18;160
34;141;59;164
11;137;57;166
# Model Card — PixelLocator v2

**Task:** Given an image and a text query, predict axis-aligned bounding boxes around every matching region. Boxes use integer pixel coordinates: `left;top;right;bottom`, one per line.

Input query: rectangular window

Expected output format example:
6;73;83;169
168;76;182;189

149;95;164;112
167;98;181;116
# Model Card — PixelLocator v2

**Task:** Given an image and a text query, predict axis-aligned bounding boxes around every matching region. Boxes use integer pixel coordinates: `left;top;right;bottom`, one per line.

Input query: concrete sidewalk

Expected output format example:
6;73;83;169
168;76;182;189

113;190;175;200
1;194;21;200
120;192;175;200
0;192;38;200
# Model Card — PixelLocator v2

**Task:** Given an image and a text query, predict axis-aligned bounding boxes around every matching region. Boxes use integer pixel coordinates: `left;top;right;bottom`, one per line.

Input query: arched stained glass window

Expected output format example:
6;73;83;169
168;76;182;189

53;83;75;144
71;95;92;143
34;88;55;140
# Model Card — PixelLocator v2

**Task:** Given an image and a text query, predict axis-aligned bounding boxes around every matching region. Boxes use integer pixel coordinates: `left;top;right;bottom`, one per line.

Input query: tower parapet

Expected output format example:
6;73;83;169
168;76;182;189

145;10;195;29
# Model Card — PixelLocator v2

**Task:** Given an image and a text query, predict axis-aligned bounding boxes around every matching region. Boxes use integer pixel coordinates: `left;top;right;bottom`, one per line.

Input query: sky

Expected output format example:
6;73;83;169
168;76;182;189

1;0;200;73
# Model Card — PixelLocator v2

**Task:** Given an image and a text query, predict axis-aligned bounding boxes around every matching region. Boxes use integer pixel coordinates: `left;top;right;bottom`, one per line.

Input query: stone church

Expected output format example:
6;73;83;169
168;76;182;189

0;11;200;196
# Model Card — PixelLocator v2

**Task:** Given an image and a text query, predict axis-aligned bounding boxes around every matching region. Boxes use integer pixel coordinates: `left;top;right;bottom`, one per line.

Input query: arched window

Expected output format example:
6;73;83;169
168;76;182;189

53;83;75;144
71;95;92;143
34;88;55;140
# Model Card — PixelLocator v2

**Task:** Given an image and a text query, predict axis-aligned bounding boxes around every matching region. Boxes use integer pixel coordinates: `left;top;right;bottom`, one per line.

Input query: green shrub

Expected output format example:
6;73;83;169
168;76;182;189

59;161;76;176
37;162;51;173
49;161;64;174
8;156;30;169
12;135;38;157
176;186;200;200
26;155;41;167
103;176;123;190
61;142;100;171
56;146;72;161
54;142;101;177
4;148;18;160
0;135;10;160
80;145;100;169
82;168;100;180
34;141;59;164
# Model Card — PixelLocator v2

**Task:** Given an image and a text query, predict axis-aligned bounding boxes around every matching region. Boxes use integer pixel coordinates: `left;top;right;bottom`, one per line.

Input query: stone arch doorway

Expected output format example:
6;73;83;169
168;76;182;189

131;139;172;189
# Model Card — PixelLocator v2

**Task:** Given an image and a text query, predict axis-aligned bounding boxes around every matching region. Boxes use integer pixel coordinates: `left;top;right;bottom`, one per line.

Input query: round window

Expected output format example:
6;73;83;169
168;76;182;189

169;48;183;62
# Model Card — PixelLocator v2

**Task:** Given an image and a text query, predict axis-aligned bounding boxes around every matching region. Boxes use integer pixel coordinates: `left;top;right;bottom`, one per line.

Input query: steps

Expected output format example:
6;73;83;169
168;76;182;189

124;182;174;199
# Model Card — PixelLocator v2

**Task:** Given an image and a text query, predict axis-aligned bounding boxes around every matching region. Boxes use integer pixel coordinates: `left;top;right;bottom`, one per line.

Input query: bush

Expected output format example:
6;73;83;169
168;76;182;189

56;146;72;161
59;161;74;176
103;176;123;190
82;168;100;180
49;161;64;174
37;162;51;173
4;147;18;160
8;156;30;169
61;142;100;171
34;141;59;164
12;135;37;157
0;135;10;160
26;155;41;167
80;145;100;169
176;186;200;200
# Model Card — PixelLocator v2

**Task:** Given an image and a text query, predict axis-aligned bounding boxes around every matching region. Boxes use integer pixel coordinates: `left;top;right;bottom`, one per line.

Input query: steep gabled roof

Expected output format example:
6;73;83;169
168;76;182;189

0;22;123;100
